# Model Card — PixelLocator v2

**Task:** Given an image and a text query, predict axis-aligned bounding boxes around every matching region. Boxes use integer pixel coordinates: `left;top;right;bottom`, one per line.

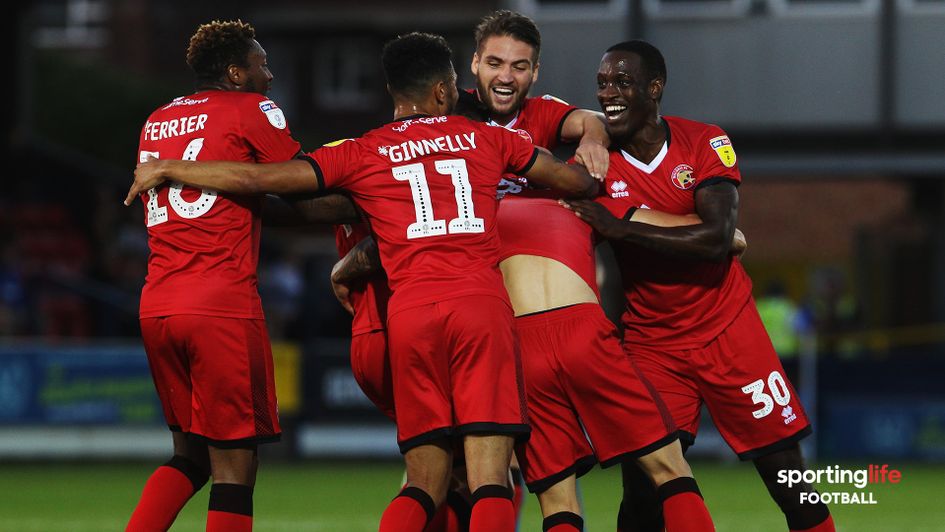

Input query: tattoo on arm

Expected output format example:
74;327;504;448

331;236;382;284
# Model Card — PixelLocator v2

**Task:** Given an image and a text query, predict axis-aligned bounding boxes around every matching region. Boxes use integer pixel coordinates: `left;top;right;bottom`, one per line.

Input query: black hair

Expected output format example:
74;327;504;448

606;40;667;85
474;10;541;62
381;32;455;99
186;19;257;84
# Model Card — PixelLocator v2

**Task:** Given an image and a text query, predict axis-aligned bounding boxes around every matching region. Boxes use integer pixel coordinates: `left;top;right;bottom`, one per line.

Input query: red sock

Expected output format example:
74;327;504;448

792;515;835;532
658;478;714;532
207;510;252;532
126;462;203;531
381;487;436;532
469;485;515;532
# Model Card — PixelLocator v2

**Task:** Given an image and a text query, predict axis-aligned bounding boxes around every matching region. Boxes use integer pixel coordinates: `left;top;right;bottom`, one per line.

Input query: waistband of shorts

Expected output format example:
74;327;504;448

514;302;604;329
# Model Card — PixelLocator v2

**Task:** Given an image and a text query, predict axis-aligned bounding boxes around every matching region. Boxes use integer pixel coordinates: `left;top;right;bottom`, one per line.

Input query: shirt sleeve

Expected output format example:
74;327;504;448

694;124;741;190
240;96;302;163
532;95;578;150
307;138;361;191
495;126;540;175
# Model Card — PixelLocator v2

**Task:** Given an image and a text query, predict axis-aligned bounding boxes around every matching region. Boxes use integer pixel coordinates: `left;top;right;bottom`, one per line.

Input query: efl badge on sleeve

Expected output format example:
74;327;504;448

709;135;737;168
541;94;570;105
671;164;696;190
259;100;287;130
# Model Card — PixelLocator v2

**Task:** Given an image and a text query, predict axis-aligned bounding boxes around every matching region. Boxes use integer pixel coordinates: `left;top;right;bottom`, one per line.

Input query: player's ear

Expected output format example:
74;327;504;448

434;80;448;106
532;61;540;84
649;77;664;102
470;52;480;76
226;64;243;87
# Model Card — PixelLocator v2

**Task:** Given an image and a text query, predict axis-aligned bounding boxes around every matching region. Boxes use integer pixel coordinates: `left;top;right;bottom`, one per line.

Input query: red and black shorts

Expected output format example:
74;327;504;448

514;303;677;493
140;315;281;448
350;329;395;421
626;298;812;460
386;295;529;453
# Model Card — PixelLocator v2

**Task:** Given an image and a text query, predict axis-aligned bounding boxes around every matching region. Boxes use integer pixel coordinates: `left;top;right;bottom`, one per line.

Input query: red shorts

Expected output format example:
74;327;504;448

350;329;395;421
140;315;281;447
386;295;529;453
514;303;676;493
626;298;812;460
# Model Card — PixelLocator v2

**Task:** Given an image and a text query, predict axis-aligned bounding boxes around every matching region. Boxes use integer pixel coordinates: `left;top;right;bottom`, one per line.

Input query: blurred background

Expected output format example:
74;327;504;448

2;0;945;530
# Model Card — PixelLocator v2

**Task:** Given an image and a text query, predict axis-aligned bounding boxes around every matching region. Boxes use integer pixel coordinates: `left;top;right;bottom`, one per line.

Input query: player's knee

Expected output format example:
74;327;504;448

636;440;693;486
165;455;211;492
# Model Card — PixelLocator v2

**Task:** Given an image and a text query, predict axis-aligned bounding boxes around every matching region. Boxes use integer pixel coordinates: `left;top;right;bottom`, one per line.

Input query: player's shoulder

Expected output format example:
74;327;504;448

665;115;727;139
527;94;572;107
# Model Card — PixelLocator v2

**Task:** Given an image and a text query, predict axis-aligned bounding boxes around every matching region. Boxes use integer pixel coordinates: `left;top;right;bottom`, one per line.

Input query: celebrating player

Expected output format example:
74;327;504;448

562;40;835;532
126;20;300;532
467;11;715;532
127;32;597;532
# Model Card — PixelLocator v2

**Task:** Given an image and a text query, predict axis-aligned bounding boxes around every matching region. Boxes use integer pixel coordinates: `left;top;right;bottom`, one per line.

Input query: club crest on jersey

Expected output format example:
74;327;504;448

709;135;736;168
671;164;696;190
259;100;287;130
610;180;630;198
513;128;533;143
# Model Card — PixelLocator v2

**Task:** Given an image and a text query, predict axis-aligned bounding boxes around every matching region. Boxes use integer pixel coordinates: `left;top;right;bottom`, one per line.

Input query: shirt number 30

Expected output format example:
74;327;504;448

140;138;217;227
393;159;484;239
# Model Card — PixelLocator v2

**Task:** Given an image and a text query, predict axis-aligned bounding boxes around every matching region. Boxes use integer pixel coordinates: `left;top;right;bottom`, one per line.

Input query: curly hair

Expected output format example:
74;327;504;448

186;20;257;83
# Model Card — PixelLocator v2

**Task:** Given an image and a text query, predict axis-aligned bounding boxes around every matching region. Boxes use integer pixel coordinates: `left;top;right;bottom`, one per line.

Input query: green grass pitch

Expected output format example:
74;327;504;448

0;460;942;531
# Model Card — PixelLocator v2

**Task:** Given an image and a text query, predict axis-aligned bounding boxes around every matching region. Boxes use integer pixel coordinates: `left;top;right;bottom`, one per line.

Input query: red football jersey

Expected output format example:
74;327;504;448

308;115;539;316
496;196;599;297
476;91;577;151
334;222;390;335
595;115;752;349
137;91;301;319
489;93;598;296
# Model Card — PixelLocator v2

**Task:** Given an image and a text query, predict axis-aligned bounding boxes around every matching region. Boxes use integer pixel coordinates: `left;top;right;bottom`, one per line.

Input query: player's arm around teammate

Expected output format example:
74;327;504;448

562;178;738;262
127;141;597;203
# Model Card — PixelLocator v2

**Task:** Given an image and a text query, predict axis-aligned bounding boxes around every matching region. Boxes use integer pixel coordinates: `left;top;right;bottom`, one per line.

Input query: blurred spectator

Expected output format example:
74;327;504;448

260;249;306;340
804;267;861;359
0;241;28;335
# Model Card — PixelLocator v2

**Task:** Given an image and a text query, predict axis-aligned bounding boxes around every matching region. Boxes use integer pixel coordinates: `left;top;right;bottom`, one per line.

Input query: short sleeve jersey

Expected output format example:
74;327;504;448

481;91;577;152
334;222;390;335
595;115;752;349
137;91;301;319
307;115;539;316
489;93;598;296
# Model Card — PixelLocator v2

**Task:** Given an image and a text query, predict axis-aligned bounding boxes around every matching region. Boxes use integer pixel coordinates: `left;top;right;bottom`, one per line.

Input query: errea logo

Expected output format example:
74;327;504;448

610;180;629;198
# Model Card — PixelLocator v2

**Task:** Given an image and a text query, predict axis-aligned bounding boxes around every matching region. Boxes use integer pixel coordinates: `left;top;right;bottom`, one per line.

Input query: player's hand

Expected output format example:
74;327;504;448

732;228;748;257
330;277;354;315
125;156;168;206
559;199;622;238
573;139;609;182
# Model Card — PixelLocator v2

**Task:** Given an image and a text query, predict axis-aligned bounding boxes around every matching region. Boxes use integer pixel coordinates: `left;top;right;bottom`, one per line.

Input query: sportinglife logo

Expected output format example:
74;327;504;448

778;464;902;505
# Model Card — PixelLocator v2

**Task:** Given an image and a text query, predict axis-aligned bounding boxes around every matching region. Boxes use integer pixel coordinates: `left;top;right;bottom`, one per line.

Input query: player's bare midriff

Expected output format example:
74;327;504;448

499;254;598;316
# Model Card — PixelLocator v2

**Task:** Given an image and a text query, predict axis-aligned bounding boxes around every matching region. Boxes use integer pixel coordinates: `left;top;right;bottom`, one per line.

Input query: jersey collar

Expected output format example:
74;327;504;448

620;141;668;174
619;119;672;174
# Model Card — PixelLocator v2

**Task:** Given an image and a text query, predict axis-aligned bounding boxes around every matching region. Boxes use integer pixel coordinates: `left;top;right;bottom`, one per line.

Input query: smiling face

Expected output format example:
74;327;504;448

596;50;661;141
471;35;539;123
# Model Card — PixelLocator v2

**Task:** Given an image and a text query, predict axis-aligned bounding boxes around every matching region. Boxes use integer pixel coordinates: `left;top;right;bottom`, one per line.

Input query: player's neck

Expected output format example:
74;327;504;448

195;81;237;93
618;116;668;163
392;100;439;121
488;111;517;127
